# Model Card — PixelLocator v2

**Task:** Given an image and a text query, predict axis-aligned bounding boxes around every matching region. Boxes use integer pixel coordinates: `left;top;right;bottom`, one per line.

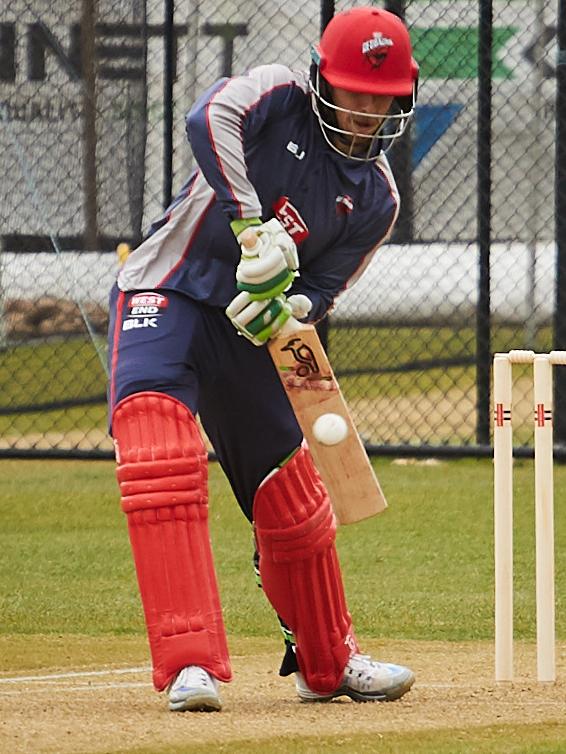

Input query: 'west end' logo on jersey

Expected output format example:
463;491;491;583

127;292;169;316
361;31;393;69
273;196;310;243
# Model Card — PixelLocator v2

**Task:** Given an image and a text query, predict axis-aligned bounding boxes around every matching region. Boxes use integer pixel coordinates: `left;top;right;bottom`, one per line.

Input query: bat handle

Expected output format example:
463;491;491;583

279;315;305;337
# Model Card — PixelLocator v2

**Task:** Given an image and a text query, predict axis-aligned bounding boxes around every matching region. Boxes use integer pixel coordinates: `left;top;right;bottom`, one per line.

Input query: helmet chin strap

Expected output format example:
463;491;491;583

309;66;415;162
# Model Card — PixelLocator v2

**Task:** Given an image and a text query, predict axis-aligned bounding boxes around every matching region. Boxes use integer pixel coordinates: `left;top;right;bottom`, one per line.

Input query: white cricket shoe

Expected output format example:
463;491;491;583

295;653;415;703
168;666;222;712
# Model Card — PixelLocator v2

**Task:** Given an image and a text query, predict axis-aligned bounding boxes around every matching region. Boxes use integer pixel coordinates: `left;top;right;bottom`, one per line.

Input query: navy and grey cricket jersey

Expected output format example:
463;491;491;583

117;63;399;323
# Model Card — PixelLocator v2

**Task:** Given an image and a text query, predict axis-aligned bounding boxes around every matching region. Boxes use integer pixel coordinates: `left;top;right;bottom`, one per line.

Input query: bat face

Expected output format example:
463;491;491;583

268;322;387;524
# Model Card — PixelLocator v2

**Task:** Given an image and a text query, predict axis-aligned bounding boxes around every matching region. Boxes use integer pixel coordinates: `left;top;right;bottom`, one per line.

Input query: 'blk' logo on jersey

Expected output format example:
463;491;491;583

272;196;309;243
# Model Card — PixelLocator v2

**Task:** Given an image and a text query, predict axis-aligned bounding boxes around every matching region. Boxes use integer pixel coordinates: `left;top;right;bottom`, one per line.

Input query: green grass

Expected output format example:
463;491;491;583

1;337;107;408
0;457;564;642
1;458;565;754
0;403;108;436
1;324;552;446
328;325;553;374
0;336;108;438
106;723;566;754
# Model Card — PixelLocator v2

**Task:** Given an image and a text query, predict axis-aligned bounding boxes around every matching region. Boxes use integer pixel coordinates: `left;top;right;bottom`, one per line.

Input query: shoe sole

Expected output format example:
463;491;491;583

298;674;415;704
169;693;222;712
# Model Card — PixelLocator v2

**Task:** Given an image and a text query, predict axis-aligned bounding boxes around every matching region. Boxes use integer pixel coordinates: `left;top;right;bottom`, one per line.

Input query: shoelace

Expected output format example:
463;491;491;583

347;654;380;672
175;666;212;690
345;655;387;688
193;668;213;688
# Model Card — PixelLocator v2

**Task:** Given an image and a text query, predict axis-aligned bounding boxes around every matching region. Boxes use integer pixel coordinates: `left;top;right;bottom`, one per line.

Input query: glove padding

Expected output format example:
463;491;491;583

226;291;312;346
235;219;299;301
285;293;312;320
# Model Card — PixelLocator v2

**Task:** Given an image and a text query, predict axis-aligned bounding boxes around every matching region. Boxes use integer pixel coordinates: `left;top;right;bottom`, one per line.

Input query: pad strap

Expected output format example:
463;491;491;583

113;391;231;690
253;445;357;693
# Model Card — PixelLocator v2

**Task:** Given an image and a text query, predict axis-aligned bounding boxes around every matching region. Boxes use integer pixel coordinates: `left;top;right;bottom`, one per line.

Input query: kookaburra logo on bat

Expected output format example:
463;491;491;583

281;337;319;378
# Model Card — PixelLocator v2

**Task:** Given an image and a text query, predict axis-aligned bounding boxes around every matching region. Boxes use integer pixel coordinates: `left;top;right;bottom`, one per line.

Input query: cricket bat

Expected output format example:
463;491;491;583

268;318;388;524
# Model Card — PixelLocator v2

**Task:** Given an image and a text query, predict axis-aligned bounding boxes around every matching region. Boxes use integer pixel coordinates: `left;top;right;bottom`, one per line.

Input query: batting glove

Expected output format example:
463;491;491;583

286;293;312;321
226;291;312;346
232;218;299;301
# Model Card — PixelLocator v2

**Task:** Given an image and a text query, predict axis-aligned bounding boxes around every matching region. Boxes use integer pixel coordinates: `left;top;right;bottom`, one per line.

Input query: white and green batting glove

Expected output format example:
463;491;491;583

225;291;312;346
229;217;262;238
226;291;294;346
231;218;299;301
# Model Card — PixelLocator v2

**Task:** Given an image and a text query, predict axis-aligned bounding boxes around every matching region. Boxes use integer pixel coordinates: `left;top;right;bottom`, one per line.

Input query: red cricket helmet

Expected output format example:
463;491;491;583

309;7;419;160
315;6;419;97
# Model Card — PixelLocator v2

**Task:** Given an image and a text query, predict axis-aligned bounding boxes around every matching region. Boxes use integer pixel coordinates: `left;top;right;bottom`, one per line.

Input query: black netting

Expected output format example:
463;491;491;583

0;0;561;456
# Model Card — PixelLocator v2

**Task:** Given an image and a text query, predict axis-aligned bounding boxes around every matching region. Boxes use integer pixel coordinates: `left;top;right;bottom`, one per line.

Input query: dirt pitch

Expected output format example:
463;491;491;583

1;637;565;754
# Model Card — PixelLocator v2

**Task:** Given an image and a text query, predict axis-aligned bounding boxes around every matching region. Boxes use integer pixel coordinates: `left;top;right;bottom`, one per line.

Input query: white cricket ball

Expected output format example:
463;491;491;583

312;413;349;446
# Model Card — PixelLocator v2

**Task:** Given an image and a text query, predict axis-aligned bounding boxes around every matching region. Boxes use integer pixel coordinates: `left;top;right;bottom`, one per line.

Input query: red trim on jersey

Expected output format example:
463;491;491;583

109;290;126;410
156;193;216;287
205;80;241;215
373;160;400;235
207;80;295;220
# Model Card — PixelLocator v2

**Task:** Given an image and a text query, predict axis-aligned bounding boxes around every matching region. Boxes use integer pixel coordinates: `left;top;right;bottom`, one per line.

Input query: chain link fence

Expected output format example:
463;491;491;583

0;0;562;457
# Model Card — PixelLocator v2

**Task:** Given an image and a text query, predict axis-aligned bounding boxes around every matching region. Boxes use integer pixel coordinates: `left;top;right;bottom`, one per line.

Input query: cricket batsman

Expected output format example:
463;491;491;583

108;6;419;712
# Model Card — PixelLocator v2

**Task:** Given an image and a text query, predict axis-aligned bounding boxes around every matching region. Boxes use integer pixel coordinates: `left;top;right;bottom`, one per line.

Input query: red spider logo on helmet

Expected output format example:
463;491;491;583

361;32;394;70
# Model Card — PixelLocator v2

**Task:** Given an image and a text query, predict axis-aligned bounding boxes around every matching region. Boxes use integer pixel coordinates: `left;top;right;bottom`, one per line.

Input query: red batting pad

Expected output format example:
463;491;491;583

112;391;231;690
253;445;357;693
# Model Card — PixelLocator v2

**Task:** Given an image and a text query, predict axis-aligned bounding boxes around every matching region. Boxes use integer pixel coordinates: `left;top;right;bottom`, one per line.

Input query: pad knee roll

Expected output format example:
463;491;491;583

112;391;231;690
253;445;357;694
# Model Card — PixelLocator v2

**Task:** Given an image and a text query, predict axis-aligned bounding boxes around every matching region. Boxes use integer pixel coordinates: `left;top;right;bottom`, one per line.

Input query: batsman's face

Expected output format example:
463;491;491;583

330;87;394;152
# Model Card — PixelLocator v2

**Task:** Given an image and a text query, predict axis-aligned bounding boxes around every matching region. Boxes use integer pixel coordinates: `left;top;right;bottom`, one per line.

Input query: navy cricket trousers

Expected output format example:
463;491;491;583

107;285;303;521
